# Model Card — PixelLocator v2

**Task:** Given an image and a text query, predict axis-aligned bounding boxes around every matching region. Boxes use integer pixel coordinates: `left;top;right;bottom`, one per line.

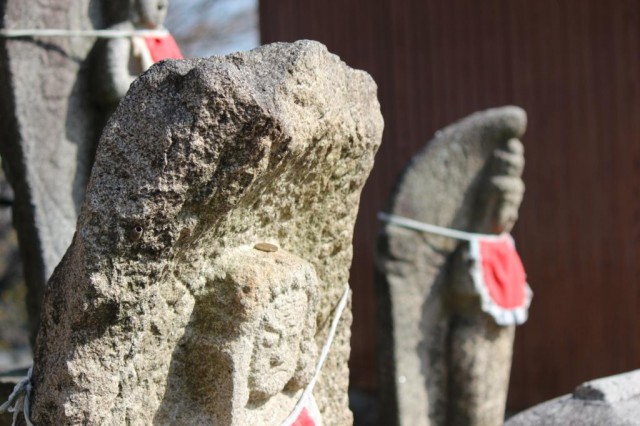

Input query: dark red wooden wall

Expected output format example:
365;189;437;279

260;0;640;410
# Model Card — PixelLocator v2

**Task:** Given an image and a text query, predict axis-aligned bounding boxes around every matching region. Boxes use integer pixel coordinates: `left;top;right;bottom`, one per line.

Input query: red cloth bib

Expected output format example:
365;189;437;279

291;407;317;426
470;234;531;325
283;394;322;426
479;236;527;309
144;34;183;63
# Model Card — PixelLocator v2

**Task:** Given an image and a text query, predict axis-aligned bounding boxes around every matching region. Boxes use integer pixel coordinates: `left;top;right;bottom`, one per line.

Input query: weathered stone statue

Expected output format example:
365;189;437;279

92;0;171;106
0;0;176;347
376;106;529;426
28;40;382;424
506;369;640;426
153;245;322;424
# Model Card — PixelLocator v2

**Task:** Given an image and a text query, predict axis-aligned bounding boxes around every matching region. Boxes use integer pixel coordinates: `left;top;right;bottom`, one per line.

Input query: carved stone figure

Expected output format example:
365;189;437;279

376;107;528;426
29;40;383;425
155;246;320;424
92;0;170;105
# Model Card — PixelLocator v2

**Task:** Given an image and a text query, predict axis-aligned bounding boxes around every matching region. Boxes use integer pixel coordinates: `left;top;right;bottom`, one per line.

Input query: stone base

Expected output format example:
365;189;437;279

506;369;640;426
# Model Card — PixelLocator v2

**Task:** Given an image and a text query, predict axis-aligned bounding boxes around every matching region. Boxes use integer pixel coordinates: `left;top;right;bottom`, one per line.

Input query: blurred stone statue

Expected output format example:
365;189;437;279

376;106;530;426
0;0;181;350
93;0;182;106
156;245;321;424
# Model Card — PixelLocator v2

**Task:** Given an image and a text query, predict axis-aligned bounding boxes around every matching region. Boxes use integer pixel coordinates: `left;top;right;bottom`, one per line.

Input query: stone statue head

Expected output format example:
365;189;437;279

473;137;525;234
131;0;168;28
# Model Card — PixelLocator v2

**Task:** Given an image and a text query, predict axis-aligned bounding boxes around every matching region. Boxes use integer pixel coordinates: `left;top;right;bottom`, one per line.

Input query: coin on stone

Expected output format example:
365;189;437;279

254;242;278;252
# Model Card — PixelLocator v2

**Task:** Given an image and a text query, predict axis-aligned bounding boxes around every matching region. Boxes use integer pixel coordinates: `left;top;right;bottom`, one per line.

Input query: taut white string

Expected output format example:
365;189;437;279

378;212;504;242
0;28;169;39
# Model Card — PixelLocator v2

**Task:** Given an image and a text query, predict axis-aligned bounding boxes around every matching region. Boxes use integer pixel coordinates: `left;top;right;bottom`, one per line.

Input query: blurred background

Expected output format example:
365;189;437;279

258;0;640;415
165;0;259;57
2;0;639;422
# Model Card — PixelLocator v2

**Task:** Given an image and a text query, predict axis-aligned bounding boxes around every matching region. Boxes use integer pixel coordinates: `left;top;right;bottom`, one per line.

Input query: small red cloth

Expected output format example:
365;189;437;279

285;395;322;426
291;407;317;426
479;236;527;309
469;234;531;326
144;34;183;63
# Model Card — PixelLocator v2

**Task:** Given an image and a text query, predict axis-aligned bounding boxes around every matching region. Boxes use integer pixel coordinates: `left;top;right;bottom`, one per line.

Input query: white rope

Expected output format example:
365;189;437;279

281;283;350;426
0;366;34;426
0;28;169;39
378;212;504;242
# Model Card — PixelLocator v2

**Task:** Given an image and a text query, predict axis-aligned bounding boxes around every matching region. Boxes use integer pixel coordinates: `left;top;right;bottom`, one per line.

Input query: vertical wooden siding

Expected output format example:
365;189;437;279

260;0;640;410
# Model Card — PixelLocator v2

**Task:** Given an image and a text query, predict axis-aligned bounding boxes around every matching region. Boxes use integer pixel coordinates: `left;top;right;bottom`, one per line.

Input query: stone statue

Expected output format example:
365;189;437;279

92;0;170;105
155;245;320;424
376;106;528;426
27;40;382;425
0;0;177;349
0;0;109;345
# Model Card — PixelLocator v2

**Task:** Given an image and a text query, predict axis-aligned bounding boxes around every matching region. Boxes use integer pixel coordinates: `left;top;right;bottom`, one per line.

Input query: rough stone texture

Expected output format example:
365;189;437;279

505;370;640;426
376;107;527;426
0;0;111;344
30;40;383;425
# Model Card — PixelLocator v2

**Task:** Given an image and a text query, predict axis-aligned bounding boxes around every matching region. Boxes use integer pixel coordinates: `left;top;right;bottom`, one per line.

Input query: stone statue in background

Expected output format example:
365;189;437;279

0;0;179;349
29;40;382;425
376;107;529;426
0;0;109;346
92;0;172;105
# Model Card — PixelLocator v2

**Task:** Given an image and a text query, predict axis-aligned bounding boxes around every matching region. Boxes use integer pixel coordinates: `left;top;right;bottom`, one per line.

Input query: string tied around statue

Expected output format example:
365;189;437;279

0;366;34;426
0;27;183;66
378;212;532;326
